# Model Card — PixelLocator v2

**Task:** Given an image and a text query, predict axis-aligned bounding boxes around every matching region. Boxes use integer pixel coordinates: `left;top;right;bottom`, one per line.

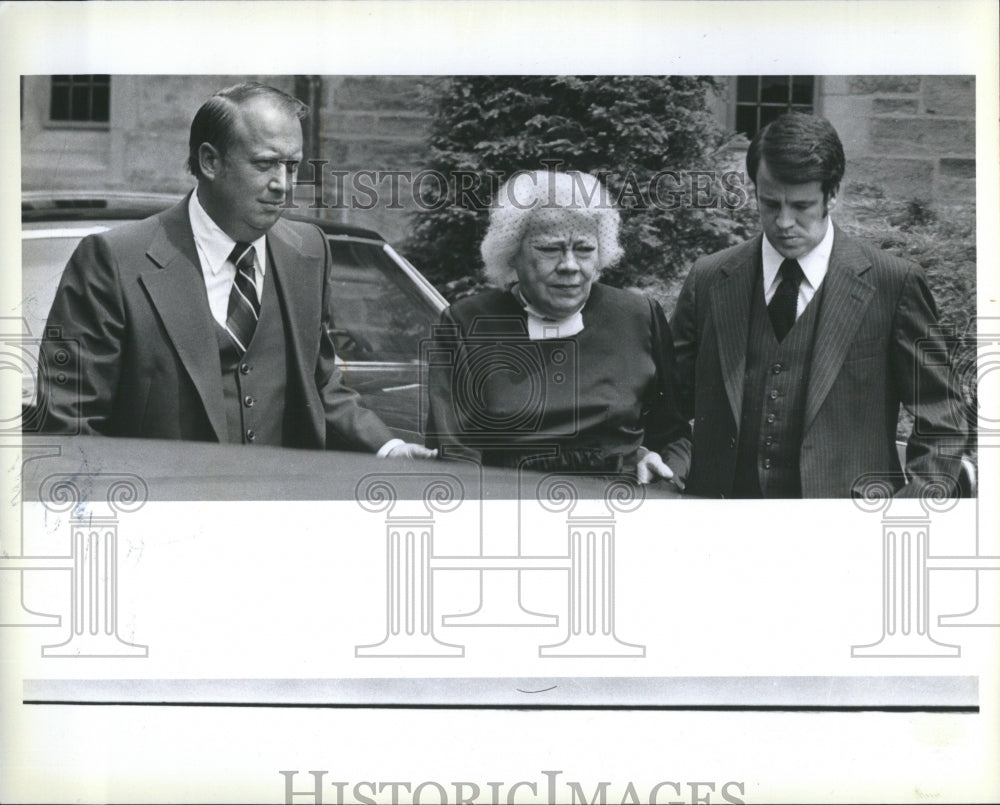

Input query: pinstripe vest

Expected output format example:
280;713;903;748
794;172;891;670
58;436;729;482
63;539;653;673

732;274;825;498
214;265;289;445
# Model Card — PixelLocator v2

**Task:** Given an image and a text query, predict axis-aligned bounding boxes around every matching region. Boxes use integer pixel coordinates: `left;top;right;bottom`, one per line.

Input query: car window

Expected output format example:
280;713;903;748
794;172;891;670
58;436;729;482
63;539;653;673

328;237;441;364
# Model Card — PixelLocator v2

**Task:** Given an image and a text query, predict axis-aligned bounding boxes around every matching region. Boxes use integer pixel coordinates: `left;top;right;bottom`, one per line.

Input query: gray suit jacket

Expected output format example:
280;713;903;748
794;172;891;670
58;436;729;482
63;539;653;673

39;196;393;451
670;228;968;497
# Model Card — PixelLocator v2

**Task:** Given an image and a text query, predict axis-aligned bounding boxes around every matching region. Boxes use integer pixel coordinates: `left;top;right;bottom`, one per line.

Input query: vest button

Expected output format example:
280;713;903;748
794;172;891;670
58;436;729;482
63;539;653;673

772;363;782;374
729;436;736;448
240;363;252;375
246;429;256;442
766;413;776;424
244;395;255;407
764;436;773;446
769;389;778;400
763;458;772;469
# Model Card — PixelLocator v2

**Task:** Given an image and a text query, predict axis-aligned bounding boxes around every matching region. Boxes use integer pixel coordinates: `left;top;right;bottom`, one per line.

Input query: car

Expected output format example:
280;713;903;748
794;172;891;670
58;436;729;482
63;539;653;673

19;190;448;442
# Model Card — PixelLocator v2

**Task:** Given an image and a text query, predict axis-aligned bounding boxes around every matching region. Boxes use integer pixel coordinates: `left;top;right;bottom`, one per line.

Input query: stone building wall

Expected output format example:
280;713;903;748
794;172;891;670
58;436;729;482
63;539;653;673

819;75;975;205
21;74;975;250
20;74;430;245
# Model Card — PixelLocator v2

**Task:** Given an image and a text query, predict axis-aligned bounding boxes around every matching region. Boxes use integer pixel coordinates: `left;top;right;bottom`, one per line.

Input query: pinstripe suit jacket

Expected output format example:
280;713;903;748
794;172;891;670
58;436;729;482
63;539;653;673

670;228;968;498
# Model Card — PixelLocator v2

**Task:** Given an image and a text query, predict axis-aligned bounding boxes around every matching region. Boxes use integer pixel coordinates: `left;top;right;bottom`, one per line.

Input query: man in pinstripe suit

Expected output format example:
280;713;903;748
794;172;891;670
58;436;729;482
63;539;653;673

671;113;967;498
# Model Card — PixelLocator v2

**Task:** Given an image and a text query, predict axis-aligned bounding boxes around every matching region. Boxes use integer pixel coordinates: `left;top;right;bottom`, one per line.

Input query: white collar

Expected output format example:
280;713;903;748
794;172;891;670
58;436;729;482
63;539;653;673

511;284;585;340
188;190;267;275
761;216;834;292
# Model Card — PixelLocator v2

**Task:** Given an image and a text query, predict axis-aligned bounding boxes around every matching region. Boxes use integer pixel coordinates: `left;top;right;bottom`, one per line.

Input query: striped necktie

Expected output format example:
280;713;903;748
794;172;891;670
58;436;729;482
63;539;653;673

225;242;260;353
768;258;804;342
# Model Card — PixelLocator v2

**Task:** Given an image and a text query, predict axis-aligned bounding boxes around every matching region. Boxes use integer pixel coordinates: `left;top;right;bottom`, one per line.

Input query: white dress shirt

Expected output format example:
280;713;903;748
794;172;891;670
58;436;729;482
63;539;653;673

188;191;267;327
761;217;834;318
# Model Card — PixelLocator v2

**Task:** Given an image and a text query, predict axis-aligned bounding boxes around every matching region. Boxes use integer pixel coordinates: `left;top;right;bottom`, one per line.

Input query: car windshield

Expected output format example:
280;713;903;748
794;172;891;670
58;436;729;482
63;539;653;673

328;237;440;364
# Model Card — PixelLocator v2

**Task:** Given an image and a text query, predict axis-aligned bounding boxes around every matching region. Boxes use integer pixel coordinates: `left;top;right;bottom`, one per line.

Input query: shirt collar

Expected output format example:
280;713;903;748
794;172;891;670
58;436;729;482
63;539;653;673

188;189;267;276
510;283;586;340
761;216;834;292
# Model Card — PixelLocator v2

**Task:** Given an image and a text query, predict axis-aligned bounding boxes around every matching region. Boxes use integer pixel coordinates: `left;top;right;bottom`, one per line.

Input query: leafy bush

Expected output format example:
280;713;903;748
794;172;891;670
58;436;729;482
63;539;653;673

403;76;758;297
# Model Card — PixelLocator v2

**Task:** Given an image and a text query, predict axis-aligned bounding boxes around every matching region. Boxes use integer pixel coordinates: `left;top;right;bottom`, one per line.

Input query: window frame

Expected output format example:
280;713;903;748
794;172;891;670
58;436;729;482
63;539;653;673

45;75;111;131
730;75;817;139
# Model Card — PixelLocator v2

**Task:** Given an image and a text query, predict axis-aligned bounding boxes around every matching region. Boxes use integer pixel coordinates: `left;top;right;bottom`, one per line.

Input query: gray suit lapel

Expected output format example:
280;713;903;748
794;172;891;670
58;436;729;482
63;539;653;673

803;228;875;432
710;238;759;424
138;198;227;441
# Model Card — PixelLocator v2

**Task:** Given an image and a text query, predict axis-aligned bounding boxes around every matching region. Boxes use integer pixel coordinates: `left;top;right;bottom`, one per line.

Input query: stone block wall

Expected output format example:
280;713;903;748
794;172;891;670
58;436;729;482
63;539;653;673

21;75;430;246
820;75;975;206
308;76;432;244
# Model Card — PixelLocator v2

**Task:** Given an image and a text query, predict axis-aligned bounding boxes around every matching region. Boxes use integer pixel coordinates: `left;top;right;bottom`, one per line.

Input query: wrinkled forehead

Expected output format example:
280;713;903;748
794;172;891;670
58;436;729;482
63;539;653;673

524;207;599;239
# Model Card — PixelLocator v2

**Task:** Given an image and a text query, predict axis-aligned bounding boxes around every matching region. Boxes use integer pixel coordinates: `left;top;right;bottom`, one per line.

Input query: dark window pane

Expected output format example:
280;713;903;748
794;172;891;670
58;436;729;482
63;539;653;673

328;240;440;363
50;85;69;120
759;76;790;104
760;104;786;128
71;85;89;119
792;75;814;105
735;105;758;138
91;85;110;121
736;76;758;101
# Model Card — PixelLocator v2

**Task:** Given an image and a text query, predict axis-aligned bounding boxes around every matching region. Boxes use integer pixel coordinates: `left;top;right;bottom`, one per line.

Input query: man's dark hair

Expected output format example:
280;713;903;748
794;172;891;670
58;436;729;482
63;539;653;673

746;112;846;200
187;82;309;179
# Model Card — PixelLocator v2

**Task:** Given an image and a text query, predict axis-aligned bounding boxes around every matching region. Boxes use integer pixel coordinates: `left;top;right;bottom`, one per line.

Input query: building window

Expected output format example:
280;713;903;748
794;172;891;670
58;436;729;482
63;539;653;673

735;76;814;138
49;75;110;125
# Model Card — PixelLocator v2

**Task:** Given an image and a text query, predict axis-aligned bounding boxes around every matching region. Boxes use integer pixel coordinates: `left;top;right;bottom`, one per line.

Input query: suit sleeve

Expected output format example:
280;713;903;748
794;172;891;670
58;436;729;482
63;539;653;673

891;267;969;496
646;298;692;481
670;262;700;423
38;234;126;435
423;307;482;462
315;229;395;452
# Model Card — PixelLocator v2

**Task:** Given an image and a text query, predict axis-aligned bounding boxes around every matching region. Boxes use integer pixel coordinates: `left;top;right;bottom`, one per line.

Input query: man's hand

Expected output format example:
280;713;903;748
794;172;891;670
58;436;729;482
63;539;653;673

636;446;685;490
386;442;438;460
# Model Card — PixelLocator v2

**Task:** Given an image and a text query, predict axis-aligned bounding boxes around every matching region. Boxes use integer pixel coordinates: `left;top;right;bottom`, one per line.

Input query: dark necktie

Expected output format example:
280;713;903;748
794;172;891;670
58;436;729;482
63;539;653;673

768;258;804;342
225;242;260;353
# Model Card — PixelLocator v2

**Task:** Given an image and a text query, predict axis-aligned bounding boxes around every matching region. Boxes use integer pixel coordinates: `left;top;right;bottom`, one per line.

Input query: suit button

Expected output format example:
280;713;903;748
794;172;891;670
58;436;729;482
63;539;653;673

244;395;255;407
772;363;782;374
246;429;256;442
240;363;252;375
764;436;773;446
729;436;736;448
766;413;776;424
763;458;772;469
769;389;778;400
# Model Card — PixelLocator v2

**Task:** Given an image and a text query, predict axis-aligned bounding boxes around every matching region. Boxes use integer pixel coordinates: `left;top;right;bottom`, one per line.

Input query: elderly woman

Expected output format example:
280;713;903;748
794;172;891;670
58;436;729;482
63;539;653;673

425;170;690;485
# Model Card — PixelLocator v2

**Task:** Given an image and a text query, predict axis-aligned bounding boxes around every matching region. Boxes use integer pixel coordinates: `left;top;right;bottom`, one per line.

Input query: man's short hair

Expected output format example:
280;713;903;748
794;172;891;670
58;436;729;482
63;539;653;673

746;112;846;199
187;82;309;179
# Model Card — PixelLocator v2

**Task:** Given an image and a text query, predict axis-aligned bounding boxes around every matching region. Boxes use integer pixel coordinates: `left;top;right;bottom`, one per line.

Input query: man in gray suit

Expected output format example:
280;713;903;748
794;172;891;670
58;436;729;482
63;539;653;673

39;82;435;459
671;113;968;498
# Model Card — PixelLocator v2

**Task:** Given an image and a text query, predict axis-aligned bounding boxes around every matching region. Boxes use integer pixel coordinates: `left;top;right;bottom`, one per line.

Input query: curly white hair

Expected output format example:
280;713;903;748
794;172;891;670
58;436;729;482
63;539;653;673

480;170;624;287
